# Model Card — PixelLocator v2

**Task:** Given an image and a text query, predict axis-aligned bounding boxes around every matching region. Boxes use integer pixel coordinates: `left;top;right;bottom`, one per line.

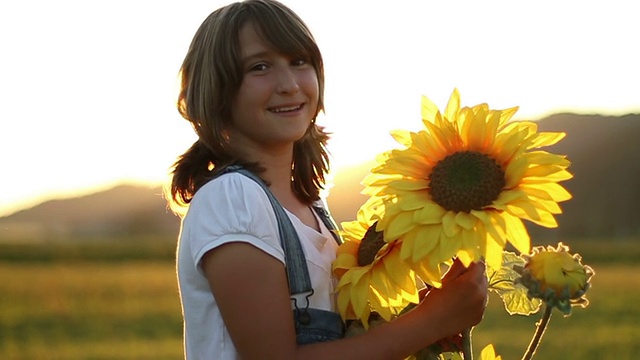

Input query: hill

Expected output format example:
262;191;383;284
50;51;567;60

1;113;638;243
0;184;179;242
530;113;640;240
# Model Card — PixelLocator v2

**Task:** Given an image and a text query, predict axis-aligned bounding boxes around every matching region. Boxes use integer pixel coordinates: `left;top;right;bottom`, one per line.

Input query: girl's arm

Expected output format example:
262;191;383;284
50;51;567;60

203;243;487;360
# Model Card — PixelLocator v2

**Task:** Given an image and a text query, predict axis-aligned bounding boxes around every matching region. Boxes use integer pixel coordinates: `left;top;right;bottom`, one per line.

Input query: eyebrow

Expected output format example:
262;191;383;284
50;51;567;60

241;50;272;66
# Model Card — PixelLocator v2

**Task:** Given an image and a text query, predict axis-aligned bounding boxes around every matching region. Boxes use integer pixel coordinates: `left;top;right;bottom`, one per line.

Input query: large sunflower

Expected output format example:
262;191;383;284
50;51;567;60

363;89;572;274
332;199;421;326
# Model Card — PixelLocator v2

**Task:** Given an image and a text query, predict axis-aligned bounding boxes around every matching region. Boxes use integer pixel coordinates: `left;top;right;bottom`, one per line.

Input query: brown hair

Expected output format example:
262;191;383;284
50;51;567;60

169;0;330;210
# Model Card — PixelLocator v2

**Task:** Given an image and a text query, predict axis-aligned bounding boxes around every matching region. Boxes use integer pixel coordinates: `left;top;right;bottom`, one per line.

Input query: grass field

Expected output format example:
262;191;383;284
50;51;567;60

0;239;638;359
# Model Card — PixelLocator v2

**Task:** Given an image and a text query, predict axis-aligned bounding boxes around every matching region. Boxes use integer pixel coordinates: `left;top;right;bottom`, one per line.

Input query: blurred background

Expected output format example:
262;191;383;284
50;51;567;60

1;0;638;359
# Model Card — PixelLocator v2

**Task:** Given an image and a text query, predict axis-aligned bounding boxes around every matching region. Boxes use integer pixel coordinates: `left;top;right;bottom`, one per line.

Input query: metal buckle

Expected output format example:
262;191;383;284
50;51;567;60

293;289;314;325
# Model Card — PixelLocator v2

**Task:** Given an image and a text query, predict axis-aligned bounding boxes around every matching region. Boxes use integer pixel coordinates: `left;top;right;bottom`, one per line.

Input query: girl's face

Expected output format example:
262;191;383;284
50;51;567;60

227;23;319;159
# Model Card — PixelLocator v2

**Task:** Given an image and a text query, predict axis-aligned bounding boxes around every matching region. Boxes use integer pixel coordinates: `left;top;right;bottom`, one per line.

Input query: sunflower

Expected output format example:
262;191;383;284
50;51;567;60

332;198;421;326
516;242;594;315
363;89;572;275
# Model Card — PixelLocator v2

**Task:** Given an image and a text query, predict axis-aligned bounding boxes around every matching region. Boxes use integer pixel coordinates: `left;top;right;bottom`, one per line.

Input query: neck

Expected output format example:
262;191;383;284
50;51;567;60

249;149;319;230
242;146;296;202
263;161;318;231
231;140;303;205
261;160;296;201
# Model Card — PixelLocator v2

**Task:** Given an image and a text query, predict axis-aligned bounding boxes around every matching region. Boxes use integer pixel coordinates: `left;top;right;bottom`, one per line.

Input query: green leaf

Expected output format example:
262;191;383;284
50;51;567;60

487;251;543;316
498;286;543;315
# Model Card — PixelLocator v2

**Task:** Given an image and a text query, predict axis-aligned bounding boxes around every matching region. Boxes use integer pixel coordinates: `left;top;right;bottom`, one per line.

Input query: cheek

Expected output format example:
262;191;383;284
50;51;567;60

236;76;270;104
302;74;320;105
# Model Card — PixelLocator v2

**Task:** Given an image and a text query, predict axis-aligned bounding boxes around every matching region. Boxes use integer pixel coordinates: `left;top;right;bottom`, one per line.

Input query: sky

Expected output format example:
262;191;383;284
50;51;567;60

0;0;638;217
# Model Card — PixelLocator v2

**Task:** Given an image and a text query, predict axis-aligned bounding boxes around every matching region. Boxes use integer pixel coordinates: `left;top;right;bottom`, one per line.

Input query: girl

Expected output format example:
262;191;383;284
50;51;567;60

169;1;488;359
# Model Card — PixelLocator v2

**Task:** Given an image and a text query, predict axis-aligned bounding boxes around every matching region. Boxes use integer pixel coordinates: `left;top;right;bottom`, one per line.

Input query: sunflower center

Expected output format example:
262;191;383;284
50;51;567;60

428;150;505;213
357;221;385;266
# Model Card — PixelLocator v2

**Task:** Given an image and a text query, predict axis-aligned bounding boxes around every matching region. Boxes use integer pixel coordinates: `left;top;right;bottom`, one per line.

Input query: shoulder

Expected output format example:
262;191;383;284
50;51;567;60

186;172;273;226
181;172;284;267
194;172;266;205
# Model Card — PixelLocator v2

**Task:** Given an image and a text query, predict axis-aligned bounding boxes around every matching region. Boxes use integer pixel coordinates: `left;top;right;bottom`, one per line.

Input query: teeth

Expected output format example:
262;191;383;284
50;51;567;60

271;105;300;113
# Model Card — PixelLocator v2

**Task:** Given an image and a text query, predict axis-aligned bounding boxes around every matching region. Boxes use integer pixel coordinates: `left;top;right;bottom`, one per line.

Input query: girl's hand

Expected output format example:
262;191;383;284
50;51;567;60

417;259;488;337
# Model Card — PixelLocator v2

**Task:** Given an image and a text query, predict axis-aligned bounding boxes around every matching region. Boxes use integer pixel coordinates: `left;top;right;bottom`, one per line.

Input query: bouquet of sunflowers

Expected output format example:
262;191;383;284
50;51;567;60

332;89;594;360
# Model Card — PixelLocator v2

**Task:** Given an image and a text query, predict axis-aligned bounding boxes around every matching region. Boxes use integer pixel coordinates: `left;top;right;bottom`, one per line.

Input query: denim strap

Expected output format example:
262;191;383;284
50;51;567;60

221;166;312;295
312;206;342;245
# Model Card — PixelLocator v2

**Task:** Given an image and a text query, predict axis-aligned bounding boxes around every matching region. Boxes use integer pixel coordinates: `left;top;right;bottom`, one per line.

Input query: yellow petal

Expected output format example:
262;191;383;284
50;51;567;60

350;273;371;321
333;253;358;275
384;252;416;294
480;344;502;360
525;164;568;178
463;108;489;151
422;118;455;153
383;211;415;241
455;211;477;230
498;106;519;127
523;182;572;202
493;126;528;165
462;227;480;252
439;231;462;261
503;213;530;254
520;185;554;201
471;210;506;248
340;222;367;240
456;249;474;267
421;95;441;123
390;178;429;192
338;266;368;287
400;230;418;260
485;232;504;270
411;225;442;263
504;156;528;189
521;169;573;183
457;228;480;266
442;211;461;237
507;202;559;228
530;131;566;148
369;285;393;321
526;151;570;167
337;284;353;320
482;110;502;151
493;189;527;206
413;202;447;224
517;121;539;138
410;259;443;288
534;198;563;214
444;88;461;122
369;271;391;305
389;129;413;148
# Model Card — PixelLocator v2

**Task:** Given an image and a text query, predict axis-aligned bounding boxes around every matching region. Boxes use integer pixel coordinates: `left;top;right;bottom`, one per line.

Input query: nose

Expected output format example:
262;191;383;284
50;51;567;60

275;66;300;95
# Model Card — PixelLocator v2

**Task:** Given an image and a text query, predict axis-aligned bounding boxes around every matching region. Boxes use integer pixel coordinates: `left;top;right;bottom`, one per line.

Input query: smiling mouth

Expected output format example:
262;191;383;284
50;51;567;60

269;104;303;113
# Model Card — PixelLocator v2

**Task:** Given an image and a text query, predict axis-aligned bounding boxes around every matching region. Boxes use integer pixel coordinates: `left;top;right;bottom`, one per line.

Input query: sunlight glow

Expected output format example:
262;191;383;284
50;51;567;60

0;0;638;216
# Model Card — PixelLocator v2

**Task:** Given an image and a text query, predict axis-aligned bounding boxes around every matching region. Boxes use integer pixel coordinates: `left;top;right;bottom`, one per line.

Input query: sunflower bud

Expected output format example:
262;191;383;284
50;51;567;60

515;242;594;315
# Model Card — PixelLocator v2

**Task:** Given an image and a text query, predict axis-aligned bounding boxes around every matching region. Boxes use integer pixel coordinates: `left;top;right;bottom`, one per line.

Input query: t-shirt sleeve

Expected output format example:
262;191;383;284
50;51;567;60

181;173;285;274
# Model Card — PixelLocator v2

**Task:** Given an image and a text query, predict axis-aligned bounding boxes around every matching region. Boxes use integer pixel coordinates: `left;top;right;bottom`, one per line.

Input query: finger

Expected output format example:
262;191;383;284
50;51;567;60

451;260;487;286
442;258;467;284
468;261;489;293
473;260;488;283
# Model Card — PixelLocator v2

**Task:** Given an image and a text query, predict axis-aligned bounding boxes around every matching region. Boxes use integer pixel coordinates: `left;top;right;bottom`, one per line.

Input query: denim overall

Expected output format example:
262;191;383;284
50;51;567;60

222;166;345;344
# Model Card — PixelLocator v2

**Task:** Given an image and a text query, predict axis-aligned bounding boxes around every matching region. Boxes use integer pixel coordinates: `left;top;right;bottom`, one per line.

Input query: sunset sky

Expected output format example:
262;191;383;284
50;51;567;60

1;0;638;217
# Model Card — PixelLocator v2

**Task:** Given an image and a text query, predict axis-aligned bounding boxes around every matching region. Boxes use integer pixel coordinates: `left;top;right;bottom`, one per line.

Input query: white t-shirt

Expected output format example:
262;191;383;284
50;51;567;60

176;172;339;360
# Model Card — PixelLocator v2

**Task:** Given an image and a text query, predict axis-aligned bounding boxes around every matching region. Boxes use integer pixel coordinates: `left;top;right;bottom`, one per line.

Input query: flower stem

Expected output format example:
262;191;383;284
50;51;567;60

522;305;553;360
462;327;473;359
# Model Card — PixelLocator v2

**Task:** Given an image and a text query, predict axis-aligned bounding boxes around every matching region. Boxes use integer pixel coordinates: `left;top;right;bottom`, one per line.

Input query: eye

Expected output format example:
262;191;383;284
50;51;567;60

291;57;309;67
249;62;269;72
